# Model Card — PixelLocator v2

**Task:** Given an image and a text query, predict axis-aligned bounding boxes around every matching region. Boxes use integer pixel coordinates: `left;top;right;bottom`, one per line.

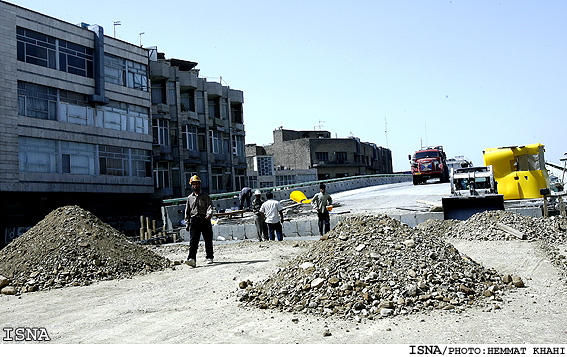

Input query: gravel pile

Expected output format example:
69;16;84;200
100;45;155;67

417;211;567;276
0;206;170;295
239;214;519;321
421;210;565;241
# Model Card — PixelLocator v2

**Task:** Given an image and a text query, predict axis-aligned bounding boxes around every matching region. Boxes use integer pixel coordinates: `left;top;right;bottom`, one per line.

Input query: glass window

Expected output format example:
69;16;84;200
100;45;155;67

153;119;169;146
17;82;57;120
182;125;198;151
315;152;329;162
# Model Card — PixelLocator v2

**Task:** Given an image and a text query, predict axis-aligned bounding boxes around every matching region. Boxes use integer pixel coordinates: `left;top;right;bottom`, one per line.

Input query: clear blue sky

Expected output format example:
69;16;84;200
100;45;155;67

9;0;567;171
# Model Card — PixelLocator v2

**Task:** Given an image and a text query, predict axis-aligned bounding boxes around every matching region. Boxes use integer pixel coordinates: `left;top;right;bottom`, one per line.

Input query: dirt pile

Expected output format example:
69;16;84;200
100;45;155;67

239;214;517;321
0;205;170;294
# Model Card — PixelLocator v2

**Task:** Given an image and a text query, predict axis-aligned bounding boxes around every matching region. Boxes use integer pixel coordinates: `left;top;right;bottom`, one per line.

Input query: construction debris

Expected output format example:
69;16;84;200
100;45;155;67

239;214;517;321
0;206;170;295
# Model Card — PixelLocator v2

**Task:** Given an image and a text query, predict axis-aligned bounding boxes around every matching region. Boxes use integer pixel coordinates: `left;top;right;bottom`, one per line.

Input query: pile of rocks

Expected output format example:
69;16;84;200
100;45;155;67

0;206;170;295
239;214;518;321
418;211;567;276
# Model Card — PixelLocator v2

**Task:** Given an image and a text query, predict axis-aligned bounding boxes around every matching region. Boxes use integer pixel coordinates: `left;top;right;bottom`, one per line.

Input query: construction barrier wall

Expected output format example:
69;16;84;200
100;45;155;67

162;174;411;231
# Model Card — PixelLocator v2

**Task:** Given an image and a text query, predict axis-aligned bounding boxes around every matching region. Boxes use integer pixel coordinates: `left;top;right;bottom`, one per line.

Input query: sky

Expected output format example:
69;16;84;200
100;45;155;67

8;0;567;172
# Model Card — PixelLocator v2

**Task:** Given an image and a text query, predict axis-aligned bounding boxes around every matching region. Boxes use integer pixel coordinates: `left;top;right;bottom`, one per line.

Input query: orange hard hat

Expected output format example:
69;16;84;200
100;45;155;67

189;175;201;184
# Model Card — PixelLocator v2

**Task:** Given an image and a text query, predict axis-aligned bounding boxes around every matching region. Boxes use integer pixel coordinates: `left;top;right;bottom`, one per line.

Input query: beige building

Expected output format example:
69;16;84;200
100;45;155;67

263;128;392;180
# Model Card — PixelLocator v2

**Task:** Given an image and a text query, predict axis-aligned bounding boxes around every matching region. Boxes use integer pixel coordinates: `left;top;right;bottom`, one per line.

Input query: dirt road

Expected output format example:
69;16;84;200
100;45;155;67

1;237;566;344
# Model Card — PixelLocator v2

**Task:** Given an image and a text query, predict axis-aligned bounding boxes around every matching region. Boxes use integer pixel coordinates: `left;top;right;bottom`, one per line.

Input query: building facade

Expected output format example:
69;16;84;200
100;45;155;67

149;51;246;198
264;128;393;180
245;144;317;188
0;1;156;247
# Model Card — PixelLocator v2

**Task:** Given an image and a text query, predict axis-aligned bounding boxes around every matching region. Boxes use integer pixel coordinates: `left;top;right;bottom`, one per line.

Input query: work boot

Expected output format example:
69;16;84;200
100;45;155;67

185;258;196;267
206;258;214;265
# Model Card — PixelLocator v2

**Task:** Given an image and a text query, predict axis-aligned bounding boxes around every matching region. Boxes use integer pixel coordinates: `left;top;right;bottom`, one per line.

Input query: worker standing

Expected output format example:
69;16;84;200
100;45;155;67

252;190;269;241
184;175;214;267
259;192;284;241
311;183;332;236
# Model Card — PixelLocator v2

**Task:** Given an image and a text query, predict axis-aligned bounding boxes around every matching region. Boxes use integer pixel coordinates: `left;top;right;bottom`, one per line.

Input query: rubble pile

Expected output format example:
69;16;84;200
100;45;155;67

239;214;516;321
0;206;170;295
418;211;567;276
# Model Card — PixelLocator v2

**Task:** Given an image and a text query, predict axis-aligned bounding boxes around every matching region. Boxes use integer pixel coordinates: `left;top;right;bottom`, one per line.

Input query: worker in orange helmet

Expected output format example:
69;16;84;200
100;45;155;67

184;175;214;267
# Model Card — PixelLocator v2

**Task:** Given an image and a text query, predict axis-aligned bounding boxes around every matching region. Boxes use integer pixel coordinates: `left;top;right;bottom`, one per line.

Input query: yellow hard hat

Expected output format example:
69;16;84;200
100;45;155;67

189;175;201;184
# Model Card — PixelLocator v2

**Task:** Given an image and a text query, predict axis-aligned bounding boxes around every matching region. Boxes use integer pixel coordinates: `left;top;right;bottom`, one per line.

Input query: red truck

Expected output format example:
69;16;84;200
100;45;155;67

409;146;449;185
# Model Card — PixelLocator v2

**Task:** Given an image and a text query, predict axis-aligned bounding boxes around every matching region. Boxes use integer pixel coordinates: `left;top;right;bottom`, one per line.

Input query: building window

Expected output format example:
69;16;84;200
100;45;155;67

276;175;296;186
154;162;170;189
127;60;148;91
17;27;93;78
151;81;166;104
248;176;258;189
336;152;347;163
208;98;220;119
19;137;95;175
104;54;126;86
182;125;198;151
131;149;152;178
153;119;169;146
211;168;223;192
315;152;329;162
180;89;195;112
17;82;57;120
254;156;273;176
210;130;222;154
235;169;246;191
231;103;243;124
232;135;245;157
99;145;129;176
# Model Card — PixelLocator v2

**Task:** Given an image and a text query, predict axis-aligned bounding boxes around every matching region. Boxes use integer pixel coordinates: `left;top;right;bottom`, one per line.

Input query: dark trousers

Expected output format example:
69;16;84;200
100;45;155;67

267;222;283;241
317;211;330;235
188;216;214;261
255;214;269;241
239;196;250;210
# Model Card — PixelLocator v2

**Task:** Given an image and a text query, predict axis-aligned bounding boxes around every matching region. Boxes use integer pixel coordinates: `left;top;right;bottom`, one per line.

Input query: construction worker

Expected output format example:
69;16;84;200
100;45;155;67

259;192;284;241
252;190;268;241
311;183;332;236
239;187;252;210
184;175;214;267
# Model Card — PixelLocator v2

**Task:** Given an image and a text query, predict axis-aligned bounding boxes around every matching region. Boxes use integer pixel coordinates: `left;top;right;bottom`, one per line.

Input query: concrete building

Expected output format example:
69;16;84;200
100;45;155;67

0;1;156;247
245;144;317;188
263;128;393;180
148;51;246;198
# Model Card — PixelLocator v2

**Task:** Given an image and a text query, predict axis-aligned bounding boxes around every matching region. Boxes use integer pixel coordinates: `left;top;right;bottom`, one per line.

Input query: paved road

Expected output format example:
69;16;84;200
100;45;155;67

332;180;449;215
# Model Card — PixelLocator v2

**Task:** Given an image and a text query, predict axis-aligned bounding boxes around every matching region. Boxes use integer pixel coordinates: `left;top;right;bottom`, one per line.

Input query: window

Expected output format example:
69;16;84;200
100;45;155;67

131;149;151;177
208;98;220;119
18;82;57;120
19;137;95;175
182;125;198;151
127;60;148;91
235;169;246;191
336;152;347;163
196;92;205;114
104;54;126;86
180;89;195;112
276;175;296;186
17;27;93;78
315;152;328;162
254;156;273;176
153;119;169;146
232;135;245;157
231;103;243;124
211;168;223;192
151;81;166;104
210;130;222;154
154;162;170;189
99;145;129;176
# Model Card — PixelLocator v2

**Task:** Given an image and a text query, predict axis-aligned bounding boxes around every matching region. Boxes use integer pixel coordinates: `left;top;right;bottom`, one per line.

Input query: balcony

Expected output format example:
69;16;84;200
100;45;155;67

206;82;222;97
179;71;198;89
150;61;169;80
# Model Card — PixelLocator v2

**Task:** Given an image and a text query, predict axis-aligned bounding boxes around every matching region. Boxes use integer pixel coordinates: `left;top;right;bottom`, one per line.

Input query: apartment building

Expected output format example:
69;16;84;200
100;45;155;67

264;128;393;180
148;51;246;198
245;144;317;188
0;1;155;247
